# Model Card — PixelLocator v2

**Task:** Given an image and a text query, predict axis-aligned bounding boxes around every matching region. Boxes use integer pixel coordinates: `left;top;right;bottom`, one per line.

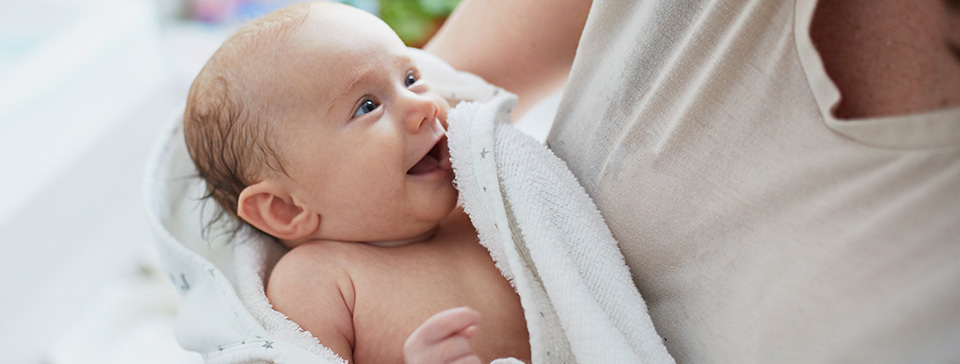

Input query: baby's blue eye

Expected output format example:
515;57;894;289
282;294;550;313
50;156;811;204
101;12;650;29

404;73;418;87
353;100;378;117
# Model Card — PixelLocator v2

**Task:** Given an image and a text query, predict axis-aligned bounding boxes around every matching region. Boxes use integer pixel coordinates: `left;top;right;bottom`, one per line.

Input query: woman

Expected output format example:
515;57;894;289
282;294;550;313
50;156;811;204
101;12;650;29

426;0;960;362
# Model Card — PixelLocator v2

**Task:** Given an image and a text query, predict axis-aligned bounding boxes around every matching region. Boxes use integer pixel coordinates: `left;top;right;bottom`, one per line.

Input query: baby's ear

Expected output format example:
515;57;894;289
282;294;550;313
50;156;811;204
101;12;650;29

237;181;319;244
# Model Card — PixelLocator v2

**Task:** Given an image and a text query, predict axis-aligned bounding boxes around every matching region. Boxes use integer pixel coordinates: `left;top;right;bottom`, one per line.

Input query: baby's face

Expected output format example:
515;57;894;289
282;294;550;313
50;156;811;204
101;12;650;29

262;3;457;243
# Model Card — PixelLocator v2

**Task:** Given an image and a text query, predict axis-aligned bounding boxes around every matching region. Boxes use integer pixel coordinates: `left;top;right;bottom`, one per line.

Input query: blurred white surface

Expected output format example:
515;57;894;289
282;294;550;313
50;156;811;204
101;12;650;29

0;0;212;362
0;0;167;224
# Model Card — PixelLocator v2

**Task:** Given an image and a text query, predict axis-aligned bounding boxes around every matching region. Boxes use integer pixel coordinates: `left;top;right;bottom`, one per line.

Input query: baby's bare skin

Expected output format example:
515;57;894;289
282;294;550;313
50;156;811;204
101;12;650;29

185;2;532;362
267;207;531;364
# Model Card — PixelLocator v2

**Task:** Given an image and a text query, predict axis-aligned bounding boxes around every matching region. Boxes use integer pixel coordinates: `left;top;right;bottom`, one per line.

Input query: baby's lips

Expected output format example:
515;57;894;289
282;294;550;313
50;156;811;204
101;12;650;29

439;136;452;170
439;155;452;171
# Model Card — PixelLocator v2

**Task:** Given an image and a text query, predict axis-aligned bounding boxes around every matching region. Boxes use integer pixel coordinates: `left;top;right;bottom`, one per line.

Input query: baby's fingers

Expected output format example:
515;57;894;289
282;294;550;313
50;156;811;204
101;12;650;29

412;307;482;344
447;354;483;364
405;334;480;364
429;334;478;363
404;307;482;364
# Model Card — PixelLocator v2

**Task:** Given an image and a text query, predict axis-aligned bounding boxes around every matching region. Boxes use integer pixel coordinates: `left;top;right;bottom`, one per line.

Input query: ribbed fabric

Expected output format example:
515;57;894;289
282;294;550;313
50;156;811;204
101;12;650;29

549;0;960;362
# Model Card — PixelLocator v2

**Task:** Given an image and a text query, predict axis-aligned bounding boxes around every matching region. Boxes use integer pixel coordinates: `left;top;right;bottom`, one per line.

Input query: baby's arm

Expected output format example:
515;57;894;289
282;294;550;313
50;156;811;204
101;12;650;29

404;307;482;364
267;246;356;362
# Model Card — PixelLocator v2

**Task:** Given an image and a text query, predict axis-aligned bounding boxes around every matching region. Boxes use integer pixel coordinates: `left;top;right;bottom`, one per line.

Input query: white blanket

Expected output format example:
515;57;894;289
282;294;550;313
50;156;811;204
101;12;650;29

447;91;674;364
144;49;673;363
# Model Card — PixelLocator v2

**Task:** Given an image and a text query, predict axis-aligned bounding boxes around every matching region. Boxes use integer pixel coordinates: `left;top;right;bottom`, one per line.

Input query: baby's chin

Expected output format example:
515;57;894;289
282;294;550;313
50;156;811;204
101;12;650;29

357;201;458;247
299;196;459;248
360;225;441;248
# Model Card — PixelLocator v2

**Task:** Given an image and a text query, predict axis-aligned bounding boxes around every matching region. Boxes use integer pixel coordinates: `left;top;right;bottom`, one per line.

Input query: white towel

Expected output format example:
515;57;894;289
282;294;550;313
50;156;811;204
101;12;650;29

145;115;342;363
447;91;675;364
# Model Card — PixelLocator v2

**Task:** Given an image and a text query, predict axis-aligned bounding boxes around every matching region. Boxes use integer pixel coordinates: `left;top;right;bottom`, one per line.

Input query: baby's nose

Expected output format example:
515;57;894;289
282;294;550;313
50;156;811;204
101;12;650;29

403;94;439;133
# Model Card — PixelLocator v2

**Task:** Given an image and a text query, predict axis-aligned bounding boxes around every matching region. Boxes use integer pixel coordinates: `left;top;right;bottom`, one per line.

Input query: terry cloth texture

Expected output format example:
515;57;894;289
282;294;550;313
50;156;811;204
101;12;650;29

145;116;346;364
447;91;674;364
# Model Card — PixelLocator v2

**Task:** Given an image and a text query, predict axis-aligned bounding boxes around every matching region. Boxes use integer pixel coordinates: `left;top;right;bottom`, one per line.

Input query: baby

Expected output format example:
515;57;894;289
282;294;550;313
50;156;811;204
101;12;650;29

183;2;530;364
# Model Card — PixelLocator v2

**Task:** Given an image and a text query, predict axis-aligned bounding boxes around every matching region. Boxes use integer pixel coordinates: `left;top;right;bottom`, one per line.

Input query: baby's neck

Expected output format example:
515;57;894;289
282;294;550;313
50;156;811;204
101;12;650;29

361;225;440;248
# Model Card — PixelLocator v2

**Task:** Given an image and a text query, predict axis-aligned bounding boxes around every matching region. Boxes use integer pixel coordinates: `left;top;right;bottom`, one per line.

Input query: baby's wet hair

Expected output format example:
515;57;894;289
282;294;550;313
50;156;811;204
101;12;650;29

183;2;311;232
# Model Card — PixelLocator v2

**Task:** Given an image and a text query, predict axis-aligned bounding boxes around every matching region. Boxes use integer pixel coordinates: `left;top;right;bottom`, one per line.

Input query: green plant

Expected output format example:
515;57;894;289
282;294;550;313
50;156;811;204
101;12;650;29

378;0;460;47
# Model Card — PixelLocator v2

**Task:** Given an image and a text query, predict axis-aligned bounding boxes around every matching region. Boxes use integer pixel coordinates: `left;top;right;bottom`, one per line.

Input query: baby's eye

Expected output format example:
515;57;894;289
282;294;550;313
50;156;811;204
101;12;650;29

353;99;378;117
404;72;418;87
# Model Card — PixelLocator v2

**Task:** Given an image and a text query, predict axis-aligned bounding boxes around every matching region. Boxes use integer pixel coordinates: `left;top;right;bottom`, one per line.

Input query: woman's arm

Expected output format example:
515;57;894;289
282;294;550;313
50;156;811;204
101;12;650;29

424;0;593;117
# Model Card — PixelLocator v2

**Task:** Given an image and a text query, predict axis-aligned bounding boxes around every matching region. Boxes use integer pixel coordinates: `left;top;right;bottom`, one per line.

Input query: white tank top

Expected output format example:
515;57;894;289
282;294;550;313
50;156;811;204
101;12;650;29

548;0;960;362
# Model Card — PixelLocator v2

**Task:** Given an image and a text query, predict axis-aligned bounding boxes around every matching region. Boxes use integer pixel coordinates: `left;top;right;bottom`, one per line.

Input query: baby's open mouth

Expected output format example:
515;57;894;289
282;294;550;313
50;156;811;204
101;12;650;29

407;136;451;175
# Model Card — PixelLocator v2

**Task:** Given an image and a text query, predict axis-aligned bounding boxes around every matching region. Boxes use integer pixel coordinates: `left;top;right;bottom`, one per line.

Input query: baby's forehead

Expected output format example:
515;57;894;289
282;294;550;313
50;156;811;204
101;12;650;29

298;4;406;49
212;3;410;108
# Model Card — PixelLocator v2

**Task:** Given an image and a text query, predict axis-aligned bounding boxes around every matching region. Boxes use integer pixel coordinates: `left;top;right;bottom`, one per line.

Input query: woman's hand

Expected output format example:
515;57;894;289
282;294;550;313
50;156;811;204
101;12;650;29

404;307;483;364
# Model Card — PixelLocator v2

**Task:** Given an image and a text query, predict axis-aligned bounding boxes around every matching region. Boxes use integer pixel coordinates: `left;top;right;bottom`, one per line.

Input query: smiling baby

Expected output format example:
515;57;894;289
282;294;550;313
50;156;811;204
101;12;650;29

182;2;530;363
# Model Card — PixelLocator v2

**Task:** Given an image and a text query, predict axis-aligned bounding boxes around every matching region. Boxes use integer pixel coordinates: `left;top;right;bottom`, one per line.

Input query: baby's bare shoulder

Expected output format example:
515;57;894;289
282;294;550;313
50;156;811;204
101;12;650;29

267;242;357;361
268;241;360;311
273;241;359;274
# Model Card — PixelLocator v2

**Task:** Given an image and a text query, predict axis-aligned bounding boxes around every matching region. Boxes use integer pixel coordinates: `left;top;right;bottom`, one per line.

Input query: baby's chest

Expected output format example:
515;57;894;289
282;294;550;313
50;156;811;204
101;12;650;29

350;251;490;325
342;256;478;360
345;245;519;362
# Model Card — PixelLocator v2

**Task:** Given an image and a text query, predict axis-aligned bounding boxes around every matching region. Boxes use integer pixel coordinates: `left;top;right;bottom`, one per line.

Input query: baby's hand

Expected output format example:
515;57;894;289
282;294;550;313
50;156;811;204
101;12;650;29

404;307;482;364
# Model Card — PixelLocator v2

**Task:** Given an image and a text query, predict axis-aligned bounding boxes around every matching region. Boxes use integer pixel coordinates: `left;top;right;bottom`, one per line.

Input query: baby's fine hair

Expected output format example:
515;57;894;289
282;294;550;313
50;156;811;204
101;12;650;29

183;3;310;223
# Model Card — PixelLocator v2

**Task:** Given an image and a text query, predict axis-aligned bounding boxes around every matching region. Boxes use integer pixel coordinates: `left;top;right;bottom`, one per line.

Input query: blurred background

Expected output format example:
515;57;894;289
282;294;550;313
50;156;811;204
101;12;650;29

0;0;557;363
